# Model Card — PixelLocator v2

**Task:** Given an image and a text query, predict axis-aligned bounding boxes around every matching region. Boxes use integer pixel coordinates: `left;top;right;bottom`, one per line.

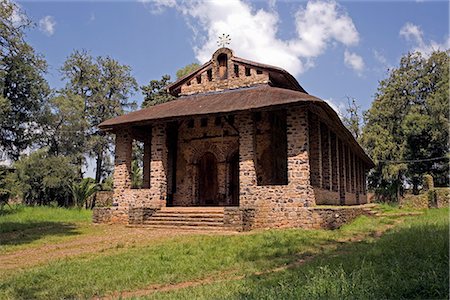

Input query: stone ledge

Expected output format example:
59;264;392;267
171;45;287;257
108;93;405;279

93;207;129;224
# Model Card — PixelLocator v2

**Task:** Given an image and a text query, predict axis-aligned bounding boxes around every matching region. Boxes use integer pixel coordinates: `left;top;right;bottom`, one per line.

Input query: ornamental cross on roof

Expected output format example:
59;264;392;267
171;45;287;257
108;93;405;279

217;34;231;48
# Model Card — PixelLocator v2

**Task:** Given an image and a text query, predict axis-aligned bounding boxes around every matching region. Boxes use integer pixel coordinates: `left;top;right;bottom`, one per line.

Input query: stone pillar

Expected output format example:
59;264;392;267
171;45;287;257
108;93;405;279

331;131;339;192
355;156;360;204
142;133;151;189
345;145;351;193
308;113;322;187
320;123;331;190
237;112;257;208
338;139;346;204
287;108;314;206
113;128;132;207
150;124;167;206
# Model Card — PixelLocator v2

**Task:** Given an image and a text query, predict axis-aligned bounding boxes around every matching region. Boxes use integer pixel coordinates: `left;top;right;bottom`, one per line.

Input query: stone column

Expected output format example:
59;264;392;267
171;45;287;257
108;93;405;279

320;123;331;190
113;128;132;207
308;113;322;187
331;131;339;192
150;123;167;206
142;133;151;189
237;112;257;208
338;139;346;204
287;108;314;206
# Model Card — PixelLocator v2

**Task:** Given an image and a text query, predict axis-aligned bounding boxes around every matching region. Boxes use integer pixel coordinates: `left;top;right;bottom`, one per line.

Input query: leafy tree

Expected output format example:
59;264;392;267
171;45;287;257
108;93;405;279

362;50;449;201
0;1;50;160
176;63;200;79
70;178;99;209
41;92;87;163
141;75;174;108
141;63;200;108
12;149;78;206
61;50;138;183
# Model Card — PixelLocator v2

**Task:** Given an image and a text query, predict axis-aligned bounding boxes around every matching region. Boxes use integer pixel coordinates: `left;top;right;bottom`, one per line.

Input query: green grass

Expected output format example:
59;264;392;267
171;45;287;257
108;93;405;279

0;206;447;300
149;208;450;300
0;205;93;252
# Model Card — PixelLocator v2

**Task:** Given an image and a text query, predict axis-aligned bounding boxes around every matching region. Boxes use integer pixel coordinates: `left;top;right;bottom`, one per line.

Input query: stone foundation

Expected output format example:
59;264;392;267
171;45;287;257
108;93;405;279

93;206;128;224
95;191;113;207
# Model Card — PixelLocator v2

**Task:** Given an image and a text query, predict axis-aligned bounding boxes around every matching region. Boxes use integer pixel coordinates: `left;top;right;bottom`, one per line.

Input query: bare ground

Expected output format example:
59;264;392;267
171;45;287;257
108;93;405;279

0;225;236;272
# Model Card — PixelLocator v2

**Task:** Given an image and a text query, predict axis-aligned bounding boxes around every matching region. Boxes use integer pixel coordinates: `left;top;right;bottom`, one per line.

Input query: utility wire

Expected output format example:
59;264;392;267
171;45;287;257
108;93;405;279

378;156;448;164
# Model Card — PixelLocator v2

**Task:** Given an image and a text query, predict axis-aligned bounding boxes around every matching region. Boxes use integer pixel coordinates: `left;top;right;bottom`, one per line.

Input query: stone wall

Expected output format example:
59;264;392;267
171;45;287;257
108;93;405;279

128;207;158;224
93;207;128;224
95;191;113;207
237;107;316;229
173;115;239;206
180;48;269;96
308;111;369;205
303;206;372;229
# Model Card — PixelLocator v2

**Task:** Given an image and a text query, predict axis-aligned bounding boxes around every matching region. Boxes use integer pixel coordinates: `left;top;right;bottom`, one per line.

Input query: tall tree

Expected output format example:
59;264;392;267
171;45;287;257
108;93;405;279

0;1;50;160
341;96;363;141
41;92;87;169
141;63;200;108
61;50;137;183
362;50;449;200
176;63;200;79
141;75;174;108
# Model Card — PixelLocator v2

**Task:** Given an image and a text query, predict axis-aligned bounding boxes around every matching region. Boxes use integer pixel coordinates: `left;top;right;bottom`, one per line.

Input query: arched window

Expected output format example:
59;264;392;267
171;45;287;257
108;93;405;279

217;53;228;79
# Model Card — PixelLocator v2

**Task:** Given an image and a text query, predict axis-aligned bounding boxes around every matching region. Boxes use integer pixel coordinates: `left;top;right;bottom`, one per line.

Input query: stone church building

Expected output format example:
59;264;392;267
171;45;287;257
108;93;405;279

94;48;374;230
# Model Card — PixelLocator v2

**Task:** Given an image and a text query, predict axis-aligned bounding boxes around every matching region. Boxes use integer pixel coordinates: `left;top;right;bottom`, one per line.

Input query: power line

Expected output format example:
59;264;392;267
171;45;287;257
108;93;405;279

378;156;449;164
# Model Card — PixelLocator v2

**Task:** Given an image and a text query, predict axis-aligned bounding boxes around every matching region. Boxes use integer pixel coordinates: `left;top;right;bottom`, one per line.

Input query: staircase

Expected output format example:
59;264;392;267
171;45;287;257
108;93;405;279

139;207;230;231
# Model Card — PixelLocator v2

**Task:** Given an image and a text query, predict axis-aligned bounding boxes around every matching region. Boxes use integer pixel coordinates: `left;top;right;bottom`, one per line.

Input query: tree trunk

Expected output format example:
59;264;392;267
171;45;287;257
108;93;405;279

93;144;105;209
95;149;103;184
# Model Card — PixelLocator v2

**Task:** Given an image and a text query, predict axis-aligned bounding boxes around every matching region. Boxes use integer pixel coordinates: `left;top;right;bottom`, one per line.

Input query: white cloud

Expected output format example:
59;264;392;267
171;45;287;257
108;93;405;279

344;50;364;75
89;12;96;22
400;22;449;56
324;98;345;117
147;0;361;76
39;15;56;36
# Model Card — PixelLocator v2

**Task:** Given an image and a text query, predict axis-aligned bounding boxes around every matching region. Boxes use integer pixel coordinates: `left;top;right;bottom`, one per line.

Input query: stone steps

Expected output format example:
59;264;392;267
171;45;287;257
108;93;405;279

139;207;230;230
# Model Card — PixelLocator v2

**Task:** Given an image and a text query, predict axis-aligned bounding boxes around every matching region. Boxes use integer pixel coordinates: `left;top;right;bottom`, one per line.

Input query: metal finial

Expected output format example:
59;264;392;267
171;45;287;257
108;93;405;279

217;33;231;48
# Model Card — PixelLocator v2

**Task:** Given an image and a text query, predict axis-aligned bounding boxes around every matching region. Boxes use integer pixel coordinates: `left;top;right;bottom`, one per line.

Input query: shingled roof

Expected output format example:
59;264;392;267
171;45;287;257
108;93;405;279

98;84;374;166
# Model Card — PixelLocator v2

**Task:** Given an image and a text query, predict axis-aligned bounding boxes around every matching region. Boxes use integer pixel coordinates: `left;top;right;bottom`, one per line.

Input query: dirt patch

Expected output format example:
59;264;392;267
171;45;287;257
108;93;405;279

98;218;402;299
0;225;236;272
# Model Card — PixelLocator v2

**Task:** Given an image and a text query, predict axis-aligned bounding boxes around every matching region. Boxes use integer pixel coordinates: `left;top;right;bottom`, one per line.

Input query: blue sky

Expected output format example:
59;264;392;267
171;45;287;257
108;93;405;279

19;0;449;113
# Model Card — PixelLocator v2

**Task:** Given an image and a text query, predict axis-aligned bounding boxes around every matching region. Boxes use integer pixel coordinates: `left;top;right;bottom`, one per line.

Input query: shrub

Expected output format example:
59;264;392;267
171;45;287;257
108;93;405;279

12;149;78;206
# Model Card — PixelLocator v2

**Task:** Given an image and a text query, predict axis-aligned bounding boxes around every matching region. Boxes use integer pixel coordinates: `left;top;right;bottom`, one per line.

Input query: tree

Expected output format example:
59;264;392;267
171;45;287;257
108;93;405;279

141;63;200;108
12;149;78;206
141;75;174;108
0;1;50;160
42;92;87;162
70;178;99;209
61;50;138;183
342;97;362;141
362;50;449;201
176;63;200;79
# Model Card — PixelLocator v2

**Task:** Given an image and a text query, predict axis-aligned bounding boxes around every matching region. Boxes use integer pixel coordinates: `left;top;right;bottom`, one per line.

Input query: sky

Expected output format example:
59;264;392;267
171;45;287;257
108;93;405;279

12;0;449;176
17;0;449;113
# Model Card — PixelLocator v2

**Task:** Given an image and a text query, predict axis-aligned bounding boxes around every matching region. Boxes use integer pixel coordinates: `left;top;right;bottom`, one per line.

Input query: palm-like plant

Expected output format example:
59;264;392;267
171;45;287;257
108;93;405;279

131;160;143;189
70;178;99;208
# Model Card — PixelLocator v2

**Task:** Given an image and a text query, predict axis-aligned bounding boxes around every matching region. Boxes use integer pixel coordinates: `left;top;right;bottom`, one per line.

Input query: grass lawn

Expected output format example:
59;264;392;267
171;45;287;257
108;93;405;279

0;205;448;299
0;205;94;253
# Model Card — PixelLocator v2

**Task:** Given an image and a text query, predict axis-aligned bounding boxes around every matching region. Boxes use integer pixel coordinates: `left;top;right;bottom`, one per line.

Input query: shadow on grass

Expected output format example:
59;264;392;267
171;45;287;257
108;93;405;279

0;222;80;246
236;221;449;300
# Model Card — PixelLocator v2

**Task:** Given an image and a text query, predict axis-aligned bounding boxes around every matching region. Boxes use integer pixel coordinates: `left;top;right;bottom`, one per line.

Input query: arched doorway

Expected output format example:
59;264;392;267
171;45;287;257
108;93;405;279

229;152;240;206
198;152;218;206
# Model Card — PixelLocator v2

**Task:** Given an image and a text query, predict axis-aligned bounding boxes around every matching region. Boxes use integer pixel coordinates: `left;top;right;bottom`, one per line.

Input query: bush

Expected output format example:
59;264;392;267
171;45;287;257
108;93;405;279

12;150;78;206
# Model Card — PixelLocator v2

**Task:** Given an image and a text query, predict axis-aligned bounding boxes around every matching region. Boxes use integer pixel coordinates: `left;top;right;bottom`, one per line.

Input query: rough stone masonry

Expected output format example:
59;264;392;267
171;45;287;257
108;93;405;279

94;47;375;230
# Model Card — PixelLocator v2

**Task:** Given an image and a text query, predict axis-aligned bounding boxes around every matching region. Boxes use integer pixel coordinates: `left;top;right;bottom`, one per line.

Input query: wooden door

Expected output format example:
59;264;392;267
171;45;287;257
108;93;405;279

198;152;218;206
